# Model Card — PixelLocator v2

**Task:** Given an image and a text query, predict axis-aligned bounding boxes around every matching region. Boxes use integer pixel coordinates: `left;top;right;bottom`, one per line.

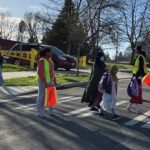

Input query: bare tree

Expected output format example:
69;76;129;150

119;0;150;64
39;0;122;75
69;0;122;75
0;11;18;40
24;11;43;43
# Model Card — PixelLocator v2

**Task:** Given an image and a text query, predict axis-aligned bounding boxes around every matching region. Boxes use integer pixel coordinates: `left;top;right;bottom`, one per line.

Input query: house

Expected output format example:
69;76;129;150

0;39;18;50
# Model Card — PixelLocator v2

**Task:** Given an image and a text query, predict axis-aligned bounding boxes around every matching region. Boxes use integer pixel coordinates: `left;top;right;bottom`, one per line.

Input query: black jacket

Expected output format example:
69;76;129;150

0;56;3;69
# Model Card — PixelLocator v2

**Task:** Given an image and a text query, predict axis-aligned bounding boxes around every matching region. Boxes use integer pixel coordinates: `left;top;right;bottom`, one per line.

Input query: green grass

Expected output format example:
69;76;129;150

4;73;90;86
106;63;133;70
87;62;133;70
3;64;31;72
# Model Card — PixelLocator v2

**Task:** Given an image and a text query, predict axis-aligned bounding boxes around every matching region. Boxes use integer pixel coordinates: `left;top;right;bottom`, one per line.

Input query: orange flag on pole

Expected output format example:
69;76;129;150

142;72;150;87
44;86;57;107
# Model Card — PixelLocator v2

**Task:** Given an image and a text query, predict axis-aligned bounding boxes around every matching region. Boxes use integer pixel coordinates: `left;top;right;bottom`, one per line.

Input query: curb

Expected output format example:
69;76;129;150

119;69;132;73
18;76;131;96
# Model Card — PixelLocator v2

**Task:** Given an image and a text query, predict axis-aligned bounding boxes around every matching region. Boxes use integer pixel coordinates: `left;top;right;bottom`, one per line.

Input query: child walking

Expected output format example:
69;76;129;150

98;65;121;120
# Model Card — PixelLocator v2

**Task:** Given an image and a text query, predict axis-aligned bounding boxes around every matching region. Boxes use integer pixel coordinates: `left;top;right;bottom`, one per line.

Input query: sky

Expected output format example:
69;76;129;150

0;0;48;18
0;0;128;58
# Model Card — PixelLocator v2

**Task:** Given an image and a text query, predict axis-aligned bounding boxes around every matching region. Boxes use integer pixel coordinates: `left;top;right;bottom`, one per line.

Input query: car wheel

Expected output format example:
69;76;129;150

14;59;20;65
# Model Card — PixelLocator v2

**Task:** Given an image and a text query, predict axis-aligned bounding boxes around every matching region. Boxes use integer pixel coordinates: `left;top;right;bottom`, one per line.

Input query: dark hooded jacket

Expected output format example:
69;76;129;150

81;52;106;105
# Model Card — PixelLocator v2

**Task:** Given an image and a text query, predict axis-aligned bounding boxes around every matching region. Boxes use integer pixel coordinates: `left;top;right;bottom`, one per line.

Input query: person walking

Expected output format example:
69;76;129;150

81;51;106;111
99;65;121;120
0;52;4;86
126;46;147;114
36;48;56;117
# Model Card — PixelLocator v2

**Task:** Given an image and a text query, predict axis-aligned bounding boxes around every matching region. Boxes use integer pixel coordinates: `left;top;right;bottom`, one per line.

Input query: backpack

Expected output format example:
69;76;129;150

127;77;139;97
98;73;111;93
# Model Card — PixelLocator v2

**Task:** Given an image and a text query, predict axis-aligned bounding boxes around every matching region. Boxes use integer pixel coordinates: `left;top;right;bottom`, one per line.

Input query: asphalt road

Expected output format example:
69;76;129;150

0;79;150;150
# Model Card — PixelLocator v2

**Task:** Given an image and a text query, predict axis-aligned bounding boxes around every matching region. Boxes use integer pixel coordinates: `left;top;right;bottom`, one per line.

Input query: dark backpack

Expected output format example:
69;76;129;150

98;73;111;93
127;77;139;97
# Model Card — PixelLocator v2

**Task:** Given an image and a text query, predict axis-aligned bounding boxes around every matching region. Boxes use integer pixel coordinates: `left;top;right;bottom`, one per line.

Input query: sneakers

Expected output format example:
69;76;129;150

111;114;121;121
37;114;45;118
90;105;101;112
48;108;55;116
126;107;132;112
99;111;105;118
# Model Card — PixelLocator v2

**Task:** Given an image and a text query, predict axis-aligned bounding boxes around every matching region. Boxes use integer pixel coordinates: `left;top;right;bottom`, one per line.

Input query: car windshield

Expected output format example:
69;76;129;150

50;47;65;55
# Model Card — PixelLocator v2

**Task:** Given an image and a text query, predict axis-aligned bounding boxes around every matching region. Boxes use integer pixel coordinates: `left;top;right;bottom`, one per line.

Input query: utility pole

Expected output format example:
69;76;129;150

18;20;26;66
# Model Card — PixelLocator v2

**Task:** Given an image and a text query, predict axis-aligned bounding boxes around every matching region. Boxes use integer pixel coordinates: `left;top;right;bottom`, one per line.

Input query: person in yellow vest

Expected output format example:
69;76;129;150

127;46;147;114
36;48;56;117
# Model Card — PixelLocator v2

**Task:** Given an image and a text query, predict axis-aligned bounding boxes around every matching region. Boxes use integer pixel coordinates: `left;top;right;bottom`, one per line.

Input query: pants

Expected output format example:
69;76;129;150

36;79;45;116
36;79;54;116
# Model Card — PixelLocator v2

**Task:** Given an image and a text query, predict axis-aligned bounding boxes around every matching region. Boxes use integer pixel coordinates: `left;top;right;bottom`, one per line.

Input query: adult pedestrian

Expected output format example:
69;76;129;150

36;48;56;117
81;51;106;111
0;52;4;85
127;46;147;113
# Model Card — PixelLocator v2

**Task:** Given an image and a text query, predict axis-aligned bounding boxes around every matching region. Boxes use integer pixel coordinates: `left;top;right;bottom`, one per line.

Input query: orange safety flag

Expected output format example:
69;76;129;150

44;86;57;107
142;72;150;87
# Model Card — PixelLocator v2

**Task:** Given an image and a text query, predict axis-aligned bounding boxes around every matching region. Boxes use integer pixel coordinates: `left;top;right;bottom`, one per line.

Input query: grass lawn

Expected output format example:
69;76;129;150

106;63;133;70
87;62;133;70
3;64;31;72
4;73;90;86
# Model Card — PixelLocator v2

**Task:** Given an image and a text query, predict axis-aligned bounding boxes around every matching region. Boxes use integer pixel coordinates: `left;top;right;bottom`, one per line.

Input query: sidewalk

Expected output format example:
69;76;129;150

3;69;132;80
3;71;36;80
0;69;132;98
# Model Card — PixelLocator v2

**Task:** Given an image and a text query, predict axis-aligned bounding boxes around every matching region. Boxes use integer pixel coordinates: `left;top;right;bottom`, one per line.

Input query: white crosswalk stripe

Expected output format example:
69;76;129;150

77;100;127;118
124;110;150;126
64;107;89;116
9;94;150;130
58;97;82;104
13;96;81;111
14;104;35;110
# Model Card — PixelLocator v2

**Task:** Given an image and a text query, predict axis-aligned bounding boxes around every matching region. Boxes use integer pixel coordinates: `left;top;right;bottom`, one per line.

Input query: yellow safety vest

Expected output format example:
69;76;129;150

36;58;51;84
133;55;147;74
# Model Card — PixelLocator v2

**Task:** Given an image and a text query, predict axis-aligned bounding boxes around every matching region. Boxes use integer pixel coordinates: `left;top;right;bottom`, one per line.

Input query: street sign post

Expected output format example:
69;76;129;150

19;20;26;66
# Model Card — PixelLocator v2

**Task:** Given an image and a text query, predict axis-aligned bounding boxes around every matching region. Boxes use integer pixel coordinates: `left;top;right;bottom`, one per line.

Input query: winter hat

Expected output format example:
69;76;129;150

136;46;142;53
96;51;104;58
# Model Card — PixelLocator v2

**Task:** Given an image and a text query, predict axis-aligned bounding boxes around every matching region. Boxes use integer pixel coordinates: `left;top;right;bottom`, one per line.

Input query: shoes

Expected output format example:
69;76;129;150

48;108;55;116
90;105;101;112
99;112;105;118
126;107;132;112
90;107;98;112
111;114;121;121
37;114;44;118
136;110;143;115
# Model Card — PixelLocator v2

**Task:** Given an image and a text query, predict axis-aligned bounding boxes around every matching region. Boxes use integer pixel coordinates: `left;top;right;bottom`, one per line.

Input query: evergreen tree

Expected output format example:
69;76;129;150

43;0;74;54
43;0;86;55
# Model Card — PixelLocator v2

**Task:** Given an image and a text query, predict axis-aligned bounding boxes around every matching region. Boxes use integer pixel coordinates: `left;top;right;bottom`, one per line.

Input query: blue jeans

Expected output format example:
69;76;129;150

36;79;55;116
36;79;45;116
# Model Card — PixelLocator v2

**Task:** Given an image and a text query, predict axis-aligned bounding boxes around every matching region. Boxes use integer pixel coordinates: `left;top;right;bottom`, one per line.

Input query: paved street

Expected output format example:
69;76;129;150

0;79;150;150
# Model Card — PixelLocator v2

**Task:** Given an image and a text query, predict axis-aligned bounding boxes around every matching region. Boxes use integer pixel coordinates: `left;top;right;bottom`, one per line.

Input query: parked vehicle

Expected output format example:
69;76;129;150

5;43;76;70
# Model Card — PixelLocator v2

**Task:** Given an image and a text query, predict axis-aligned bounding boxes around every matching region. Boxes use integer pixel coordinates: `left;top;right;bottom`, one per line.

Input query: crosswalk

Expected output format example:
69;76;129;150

2;95;150;130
